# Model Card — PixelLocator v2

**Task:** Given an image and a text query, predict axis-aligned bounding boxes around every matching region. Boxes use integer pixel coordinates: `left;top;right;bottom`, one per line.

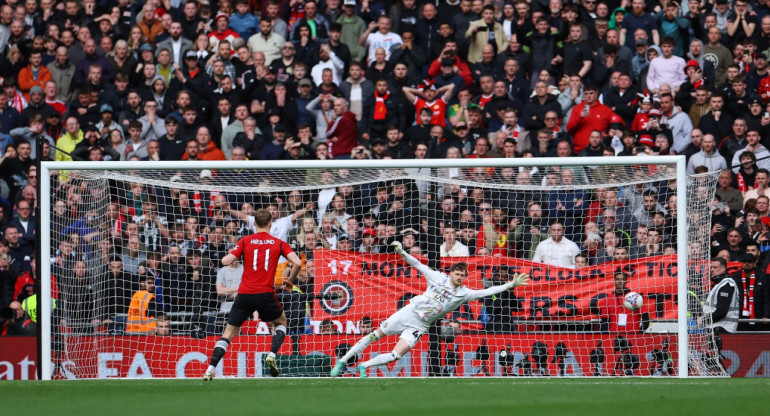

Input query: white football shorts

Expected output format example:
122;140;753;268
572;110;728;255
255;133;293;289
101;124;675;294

379;306;429;348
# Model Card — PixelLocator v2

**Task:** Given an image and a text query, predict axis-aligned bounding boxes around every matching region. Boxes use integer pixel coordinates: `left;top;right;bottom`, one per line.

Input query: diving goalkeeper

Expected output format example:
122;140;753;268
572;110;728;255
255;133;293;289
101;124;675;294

330;241;530;378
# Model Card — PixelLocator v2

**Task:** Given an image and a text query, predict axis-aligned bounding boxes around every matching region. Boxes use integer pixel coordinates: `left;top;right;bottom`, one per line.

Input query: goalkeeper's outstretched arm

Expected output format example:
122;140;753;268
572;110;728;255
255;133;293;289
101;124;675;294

467;273;530;301
391;241;448;286
391;241;435;276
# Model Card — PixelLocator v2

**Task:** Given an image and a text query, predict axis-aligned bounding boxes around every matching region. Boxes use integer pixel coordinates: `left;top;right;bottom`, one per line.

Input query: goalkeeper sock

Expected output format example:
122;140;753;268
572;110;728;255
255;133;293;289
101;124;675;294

208;338;231;371
363;351;402;368
270;325;287;354
340;332;381;364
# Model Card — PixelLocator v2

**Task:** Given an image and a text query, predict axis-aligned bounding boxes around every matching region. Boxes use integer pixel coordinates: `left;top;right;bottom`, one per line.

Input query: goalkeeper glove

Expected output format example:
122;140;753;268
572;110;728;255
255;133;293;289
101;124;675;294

391;241;405;255
505;273;530;290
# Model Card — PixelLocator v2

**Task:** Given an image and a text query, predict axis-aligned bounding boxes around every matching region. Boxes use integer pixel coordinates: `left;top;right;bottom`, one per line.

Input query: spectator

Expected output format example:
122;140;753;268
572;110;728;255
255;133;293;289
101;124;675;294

339;61;373;135
482;265;521;333
561;23;593;80
326;98;357;159
510;201;549;260
402;83;454;128
660;92;693;154
532;219;581;268
715;170;744;214
155;22;193;68
358;227;380;253
698;94;733;142
359;15;402;66
440;227;469;257
647;37;687;93
732;130;770;172
730;253;769;331
18;49;52;101
168;51;213;116
216;258;242;314
465;5;505;64
335;4;365;63
319;318;339;334
522;81;562;131
566;84;616;153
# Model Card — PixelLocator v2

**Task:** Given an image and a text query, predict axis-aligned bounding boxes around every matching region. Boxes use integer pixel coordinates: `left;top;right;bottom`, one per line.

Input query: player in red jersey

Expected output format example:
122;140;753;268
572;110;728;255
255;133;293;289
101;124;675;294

203;209;302;380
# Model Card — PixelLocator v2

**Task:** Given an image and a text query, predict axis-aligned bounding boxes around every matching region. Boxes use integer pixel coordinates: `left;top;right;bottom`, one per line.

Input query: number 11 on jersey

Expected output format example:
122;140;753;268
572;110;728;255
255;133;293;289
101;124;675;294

253;248;270;271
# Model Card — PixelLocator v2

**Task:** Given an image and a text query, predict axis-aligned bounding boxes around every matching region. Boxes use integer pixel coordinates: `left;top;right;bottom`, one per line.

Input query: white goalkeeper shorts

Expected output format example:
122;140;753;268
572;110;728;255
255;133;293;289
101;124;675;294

380;306;429;348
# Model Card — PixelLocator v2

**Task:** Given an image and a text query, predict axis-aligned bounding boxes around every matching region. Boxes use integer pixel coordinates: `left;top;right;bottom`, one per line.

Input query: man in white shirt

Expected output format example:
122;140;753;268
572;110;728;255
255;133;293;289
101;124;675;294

216;260;243;313
228;202;311;242
358;14;402;66
440;227;470;257
311;43;345;86
532;219;581;268
248;18;285;65
646;36;687;93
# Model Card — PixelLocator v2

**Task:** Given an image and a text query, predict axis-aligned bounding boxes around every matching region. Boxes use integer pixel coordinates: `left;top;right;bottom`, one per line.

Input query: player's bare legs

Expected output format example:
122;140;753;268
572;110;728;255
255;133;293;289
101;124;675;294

203;324;241;380
203;311;288;380
265;313;289;377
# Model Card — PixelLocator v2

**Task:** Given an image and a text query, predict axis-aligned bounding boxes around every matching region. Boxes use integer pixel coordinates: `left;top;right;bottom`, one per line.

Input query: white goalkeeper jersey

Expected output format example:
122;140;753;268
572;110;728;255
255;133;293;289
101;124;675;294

401;252;511;324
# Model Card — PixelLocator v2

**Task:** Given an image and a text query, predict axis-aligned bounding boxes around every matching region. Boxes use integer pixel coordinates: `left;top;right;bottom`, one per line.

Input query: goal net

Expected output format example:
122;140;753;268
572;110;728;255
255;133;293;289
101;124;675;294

39;158;725;379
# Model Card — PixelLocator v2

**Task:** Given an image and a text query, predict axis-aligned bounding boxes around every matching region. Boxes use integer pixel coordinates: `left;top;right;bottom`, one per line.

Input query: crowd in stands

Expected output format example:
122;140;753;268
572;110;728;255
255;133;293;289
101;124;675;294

1;0;770;336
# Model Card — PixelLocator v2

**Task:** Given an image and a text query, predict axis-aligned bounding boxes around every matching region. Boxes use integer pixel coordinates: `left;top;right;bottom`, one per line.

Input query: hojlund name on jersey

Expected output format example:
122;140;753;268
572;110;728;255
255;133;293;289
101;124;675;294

249;239;276;244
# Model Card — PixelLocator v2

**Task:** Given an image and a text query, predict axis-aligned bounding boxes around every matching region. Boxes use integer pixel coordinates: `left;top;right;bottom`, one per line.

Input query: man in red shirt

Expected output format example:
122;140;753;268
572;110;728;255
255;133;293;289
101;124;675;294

402;82;455;127
566;84;617;153
327;98;358;158
597;272;649;333
203;209;302;380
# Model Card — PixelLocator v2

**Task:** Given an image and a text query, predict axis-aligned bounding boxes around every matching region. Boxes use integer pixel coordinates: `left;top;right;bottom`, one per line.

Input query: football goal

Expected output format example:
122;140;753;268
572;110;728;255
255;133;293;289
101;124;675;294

38;157;725;378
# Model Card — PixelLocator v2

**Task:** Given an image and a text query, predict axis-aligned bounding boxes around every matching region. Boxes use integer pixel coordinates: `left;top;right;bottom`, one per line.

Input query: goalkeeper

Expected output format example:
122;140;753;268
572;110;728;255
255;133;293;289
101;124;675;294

331;241;530;378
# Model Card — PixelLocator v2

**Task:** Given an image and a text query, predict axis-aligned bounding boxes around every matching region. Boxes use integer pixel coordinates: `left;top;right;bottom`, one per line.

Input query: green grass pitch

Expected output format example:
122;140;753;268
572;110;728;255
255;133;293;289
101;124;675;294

3;378;768;416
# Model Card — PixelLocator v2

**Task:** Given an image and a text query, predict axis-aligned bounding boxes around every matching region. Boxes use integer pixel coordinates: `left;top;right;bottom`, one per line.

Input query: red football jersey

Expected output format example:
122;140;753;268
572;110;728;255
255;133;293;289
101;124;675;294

598;291;645;333
414;97;448;127
230;232;294;294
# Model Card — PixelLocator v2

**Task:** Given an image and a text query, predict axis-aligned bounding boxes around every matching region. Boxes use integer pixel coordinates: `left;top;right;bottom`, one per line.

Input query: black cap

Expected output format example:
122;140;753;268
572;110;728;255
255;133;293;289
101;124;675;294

274;123;288;132
741;253;757;263
371;137;386;145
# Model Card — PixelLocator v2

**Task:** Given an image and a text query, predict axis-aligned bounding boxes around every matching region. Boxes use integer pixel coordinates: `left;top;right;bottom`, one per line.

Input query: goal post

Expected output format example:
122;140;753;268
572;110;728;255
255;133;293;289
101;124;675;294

38;157;722;379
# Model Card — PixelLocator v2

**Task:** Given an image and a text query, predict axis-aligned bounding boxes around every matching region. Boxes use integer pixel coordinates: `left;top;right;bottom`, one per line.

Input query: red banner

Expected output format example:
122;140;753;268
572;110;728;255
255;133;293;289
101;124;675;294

313;250;680;332
0;334;674;378
1;334;767;379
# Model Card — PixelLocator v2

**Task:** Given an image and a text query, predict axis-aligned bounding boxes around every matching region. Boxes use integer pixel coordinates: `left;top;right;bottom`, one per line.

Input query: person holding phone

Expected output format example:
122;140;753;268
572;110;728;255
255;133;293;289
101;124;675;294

465;4;506;64
566;84;618;153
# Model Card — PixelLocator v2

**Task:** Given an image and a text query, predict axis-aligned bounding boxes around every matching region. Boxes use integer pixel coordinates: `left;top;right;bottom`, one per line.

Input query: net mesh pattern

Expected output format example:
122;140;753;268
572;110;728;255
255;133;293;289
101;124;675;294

43;161;725;378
